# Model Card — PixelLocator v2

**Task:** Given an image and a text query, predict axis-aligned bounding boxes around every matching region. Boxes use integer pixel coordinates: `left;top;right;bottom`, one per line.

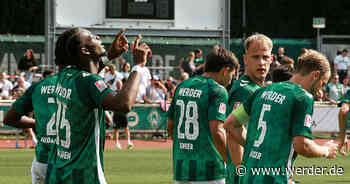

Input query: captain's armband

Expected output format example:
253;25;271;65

231;104;249;125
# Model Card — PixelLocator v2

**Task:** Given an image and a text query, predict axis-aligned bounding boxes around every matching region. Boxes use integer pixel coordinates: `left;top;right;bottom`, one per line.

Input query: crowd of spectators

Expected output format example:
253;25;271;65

5;46;350;106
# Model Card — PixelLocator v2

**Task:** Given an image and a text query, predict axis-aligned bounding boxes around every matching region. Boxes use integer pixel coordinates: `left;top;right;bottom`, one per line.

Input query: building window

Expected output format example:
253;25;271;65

106;0;174;20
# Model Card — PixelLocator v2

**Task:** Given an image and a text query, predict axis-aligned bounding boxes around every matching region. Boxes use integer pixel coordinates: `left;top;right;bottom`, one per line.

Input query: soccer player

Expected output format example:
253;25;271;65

167;48;240;184
226;34;273;184
4;27;143;184
4;74;58;184
224;50;338;184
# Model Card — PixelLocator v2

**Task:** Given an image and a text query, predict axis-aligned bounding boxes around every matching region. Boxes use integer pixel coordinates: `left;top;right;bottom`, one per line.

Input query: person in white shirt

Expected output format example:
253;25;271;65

0;72;13;99
334;49;350;82
144;75;167;104
14;77;31;90
130;34;152;103
104;64;123;85
343;78;350;94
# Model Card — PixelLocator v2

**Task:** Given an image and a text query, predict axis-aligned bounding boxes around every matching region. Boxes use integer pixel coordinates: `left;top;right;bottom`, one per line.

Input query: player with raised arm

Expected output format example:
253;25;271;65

168;48;240;184
224;50;338;184
226;34;273;184
4;28;144;184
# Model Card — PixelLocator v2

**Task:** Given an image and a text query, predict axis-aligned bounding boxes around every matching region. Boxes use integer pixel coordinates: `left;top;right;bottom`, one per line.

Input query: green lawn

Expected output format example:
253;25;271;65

0;148;349;184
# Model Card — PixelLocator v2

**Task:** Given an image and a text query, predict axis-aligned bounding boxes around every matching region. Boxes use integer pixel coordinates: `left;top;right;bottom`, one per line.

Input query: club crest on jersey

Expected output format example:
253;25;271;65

219;103;226;114
304;114;312;128
95;80;107;92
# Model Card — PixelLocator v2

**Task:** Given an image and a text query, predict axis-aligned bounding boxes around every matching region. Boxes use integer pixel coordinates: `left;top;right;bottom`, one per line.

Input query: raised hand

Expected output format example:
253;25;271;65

133;34;152;65
108;28;129;60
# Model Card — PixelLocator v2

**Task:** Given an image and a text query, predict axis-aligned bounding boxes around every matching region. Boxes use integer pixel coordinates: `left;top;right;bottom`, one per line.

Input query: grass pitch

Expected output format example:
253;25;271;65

0;148;349;184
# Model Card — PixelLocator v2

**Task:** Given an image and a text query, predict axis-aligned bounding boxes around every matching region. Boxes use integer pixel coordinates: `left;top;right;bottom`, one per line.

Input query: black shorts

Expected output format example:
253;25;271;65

113;112;128;129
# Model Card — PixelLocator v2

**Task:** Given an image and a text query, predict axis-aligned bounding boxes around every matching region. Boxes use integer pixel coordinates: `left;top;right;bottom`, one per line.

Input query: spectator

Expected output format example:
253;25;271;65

17;49;40;83
194;48;205;75
112;77;133;150
0;72;14;99
104;64;123;86
113;111;133;149
11;87;25;99
343;78;350;94
279;55;294;69
334;49;350;83
181;51;196;77
98;65;110;79
144;75;167;104
13;77;31;90
324;74;344;105
131;34;152;103
164;76;177;100
121;62;131;79
194;48;204;67
277;46;285;62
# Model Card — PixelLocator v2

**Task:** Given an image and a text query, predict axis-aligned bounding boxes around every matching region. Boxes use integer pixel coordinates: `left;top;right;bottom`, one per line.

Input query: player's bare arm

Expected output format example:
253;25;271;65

224;112;247;146
227;129;245;166
224;113;247;166
293;136;338;159
210;120;227;162
102;32;156;113
338;102;349;155
4;107;35;129
167;119;174;139
102;71;140;113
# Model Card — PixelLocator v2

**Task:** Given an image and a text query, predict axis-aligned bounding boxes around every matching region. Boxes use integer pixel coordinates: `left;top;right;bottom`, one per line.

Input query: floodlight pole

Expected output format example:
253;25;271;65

45;0;56;71
317;28;320;51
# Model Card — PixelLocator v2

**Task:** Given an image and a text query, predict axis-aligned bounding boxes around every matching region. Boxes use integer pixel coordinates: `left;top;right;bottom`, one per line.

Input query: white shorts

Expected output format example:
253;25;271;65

175;178;225;184
31;157;48;184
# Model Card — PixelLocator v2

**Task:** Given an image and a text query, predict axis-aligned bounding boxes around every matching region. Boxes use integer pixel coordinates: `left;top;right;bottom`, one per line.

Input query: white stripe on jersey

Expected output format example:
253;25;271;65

94;109;107;184
287;144;294;178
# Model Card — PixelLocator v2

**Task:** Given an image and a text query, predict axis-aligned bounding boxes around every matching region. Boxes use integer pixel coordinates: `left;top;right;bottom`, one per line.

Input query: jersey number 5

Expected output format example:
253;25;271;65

254;104;270;147
46;97;71;148
176;100;199;140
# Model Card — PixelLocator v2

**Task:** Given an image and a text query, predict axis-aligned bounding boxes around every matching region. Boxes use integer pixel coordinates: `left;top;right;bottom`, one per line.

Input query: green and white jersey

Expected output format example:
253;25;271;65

168;75;228;181
12;75;58;164
228;75;261;115
239;81;314;184
226;74;261;184
46;66;113;184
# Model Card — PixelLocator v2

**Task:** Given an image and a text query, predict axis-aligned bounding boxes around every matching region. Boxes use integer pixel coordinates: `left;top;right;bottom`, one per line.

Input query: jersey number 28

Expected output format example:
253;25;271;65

176;100;199;140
